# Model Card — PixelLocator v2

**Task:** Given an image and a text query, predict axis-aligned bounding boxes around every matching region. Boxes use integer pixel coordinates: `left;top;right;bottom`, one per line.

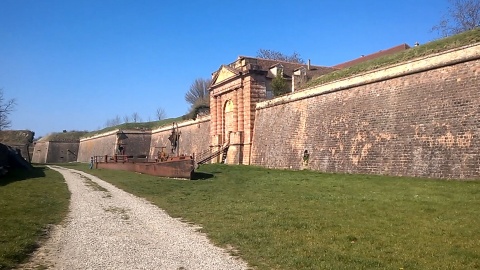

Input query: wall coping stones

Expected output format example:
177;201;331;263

80;129;120;142
256;43;480;110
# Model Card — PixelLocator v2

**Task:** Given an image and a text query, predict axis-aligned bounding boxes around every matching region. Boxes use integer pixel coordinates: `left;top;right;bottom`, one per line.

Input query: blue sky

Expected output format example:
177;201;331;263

1;0;449;137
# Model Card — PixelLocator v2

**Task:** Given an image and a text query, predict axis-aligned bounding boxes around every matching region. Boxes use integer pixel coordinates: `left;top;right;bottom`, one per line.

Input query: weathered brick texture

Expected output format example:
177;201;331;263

32;141;49;163
149;117;210;159
77;118;210;163
78;130;151;162
78;132;117;162
252;49;480;179
33;141;80;163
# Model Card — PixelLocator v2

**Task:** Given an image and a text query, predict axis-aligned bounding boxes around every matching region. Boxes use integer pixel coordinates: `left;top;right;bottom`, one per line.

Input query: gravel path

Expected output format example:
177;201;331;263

19;166;249;270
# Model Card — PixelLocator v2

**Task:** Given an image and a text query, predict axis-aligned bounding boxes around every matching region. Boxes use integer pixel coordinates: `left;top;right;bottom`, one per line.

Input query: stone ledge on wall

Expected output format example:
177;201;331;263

151;115;211;134
257;43;480;110
80;129;120;142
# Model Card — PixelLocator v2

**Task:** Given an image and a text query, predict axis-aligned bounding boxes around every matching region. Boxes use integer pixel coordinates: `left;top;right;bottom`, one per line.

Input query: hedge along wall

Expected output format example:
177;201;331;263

251;43;480;179
149;116;210;159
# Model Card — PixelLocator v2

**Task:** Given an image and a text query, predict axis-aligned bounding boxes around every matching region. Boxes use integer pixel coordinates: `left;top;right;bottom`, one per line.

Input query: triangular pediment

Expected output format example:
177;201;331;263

212;65;239;85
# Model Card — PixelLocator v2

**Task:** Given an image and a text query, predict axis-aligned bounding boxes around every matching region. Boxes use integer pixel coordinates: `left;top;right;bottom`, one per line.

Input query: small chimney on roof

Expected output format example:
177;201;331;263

307;59;311;70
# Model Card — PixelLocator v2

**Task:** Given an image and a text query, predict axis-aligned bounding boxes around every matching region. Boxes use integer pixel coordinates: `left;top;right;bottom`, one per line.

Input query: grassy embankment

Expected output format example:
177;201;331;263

64;163;480;270
0;166;70;270
303;28;480;89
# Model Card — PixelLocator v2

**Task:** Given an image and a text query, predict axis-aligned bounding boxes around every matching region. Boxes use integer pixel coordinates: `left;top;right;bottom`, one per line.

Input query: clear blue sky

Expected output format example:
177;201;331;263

1;0;449;138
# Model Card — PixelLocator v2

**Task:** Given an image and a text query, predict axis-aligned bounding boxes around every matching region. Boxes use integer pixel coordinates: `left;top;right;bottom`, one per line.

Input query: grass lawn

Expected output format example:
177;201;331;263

65;163;479;269
0;166;70;270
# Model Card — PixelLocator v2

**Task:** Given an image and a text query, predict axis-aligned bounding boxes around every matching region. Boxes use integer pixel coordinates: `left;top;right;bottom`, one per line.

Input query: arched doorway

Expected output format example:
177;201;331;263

223;99;234;144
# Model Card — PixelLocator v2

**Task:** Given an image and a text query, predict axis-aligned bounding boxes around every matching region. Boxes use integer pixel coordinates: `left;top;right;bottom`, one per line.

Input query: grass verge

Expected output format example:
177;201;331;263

64;163;480;270
0;166;70;270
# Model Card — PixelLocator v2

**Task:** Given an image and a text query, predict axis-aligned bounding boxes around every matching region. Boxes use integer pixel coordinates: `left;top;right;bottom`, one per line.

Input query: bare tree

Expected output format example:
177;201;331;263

131;112;141;123
104;115;121;128
432;0;480;37
113;115;121;126
256;49;305;64
185;78;211;108
156;107;166;120
0;89;16;130
104;119;113;128
123;115;130;123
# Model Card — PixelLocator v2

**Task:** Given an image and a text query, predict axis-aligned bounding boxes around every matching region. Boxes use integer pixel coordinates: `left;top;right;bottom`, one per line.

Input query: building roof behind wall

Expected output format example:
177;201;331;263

333;44;411;69
212;56;336;83
241;57;335;78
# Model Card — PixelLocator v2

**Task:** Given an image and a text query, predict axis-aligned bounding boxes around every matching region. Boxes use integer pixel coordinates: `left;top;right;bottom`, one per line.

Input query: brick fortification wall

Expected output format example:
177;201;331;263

32;141;79;163
251;44;480;179
77;118;210;163
32;141;48;163
149;116;210;159
78;129;151;162
47;142;79;163
78;131;118;162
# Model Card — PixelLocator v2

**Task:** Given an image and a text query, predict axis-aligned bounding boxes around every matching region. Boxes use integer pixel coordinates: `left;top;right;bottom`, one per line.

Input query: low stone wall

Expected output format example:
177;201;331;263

251;43;480;179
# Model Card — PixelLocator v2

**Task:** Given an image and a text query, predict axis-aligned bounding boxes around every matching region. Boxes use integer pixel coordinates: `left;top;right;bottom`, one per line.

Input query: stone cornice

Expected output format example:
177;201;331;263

211;81;243;97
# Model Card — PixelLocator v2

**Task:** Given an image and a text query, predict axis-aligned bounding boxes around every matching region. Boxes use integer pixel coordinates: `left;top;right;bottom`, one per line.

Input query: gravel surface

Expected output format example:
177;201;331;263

19;166;249;270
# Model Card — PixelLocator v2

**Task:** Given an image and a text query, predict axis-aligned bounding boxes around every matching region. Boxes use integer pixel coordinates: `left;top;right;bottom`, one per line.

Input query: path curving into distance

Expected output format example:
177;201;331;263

19;166;248;270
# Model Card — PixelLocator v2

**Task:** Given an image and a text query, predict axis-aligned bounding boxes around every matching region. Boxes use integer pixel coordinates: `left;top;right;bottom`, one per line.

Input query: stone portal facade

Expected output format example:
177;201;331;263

209;56;334;164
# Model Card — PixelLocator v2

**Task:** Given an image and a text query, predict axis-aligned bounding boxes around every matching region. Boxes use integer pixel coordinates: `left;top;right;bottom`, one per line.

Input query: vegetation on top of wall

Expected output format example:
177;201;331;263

39;130;89;142
82;116;184;138
0;130;34;144
303;28;480;89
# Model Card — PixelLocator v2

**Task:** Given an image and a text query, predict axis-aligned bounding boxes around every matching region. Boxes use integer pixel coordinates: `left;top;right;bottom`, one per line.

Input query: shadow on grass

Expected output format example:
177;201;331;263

191;171;214;180
0;167;47;186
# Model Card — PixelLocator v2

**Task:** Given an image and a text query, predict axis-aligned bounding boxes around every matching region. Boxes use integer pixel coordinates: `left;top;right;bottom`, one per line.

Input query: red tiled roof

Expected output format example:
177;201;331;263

333;44;411;69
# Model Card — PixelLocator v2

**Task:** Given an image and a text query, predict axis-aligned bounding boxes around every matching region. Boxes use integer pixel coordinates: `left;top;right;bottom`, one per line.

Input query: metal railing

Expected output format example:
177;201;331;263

196;142;230;165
